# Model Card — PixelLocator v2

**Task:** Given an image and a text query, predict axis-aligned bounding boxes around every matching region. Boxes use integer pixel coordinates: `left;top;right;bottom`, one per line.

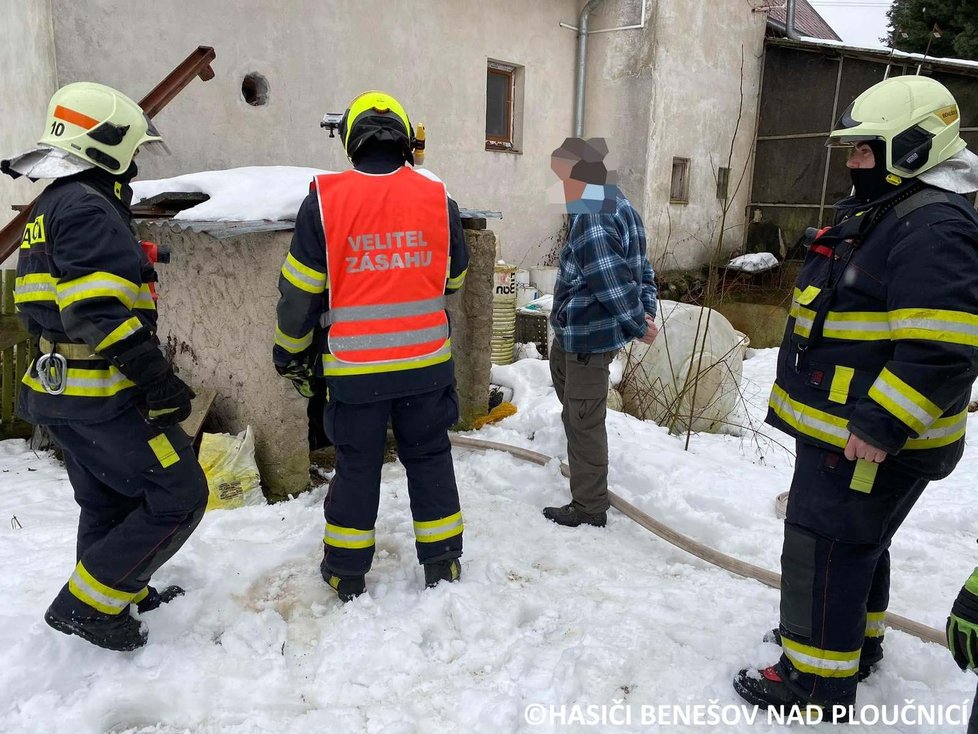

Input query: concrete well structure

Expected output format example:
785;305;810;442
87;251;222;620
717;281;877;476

139;218;495;499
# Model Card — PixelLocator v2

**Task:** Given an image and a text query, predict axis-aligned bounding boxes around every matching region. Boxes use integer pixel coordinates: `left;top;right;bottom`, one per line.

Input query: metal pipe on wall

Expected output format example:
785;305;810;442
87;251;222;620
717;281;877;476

785;0;801;40
574;0;606;137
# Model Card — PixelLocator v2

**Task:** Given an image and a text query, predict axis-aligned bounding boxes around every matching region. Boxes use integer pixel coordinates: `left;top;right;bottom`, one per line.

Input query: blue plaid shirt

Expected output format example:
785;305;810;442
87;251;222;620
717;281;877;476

550;189;656;354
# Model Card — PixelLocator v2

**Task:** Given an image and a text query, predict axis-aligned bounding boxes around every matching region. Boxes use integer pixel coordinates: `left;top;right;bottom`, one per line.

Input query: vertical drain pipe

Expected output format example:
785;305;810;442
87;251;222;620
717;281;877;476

574;0;606;137
785;0;801;40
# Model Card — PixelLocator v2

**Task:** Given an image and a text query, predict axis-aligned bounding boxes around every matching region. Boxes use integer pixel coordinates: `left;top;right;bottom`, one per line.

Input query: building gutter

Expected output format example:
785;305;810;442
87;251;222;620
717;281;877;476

784;0;801;40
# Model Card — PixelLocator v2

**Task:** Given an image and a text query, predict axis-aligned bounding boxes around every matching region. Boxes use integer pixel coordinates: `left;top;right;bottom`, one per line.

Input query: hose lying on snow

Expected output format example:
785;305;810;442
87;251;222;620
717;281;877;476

448;433;945;647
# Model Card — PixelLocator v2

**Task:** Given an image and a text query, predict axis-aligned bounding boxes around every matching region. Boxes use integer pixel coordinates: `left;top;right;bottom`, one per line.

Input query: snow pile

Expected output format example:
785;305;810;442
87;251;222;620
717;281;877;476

1;351;976;733
132;166;449;222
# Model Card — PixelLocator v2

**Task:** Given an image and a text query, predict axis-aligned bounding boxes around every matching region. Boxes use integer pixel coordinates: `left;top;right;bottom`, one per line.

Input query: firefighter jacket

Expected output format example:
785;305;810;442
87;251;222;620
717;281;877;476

767;183;978;480
14;169;159;424
273;159;468;404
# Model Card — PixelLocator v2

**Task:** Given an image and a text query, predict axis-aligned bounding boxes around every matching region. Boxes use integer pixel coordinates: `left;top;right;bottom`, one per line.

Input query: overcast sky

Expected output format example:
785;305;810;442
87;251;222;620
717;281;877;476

809;1;893;48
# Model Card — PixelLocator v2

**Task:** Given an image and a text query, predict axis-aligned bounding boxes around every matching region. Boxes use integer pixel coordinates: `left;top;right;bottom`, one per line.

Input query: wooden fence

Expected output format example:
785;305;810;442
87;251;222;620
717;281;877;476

0;270;32;439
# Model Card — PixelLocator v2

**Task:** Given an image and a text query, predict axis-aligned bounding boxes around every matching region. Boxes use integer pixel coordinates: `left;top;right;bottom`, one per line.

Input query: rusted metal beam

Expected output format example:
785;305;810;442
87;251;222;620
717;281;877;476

0;46;217;265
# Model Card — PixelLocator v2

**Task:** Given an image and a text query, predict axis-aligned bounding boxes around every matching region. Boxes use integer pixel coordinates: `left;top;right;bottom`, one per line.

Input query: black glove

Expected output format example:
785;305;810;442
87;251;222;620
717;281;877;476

145;372;195;427
947;568;978;671
276;359;315;399
101;330;194;427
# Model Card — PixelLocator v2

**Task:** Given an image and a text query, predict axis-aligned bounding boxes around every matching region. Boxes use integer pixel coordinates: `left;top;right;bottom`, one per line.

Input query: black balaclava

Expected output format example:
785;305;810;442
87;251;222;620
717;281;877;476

850;140;899;203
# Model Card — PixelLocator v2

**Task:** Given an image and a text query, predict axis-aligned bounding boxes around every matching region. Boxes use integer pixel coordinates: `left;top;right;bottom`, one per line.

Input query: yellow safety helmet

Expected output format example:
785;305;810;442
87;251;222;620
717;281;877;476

827;75;965;178
37;82;165;174
339;90;415;164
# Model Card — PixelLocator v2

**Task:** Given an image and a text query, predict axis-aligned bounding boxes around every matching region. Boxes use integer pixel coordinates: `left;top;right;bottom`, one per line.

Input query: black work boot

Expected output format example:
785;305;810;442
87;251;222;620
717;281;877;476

320;560;365;603
764;627;877;682
136;585;186;614
424;558;461;588
733;665;849;723
542;503;607;528
44;591;147;652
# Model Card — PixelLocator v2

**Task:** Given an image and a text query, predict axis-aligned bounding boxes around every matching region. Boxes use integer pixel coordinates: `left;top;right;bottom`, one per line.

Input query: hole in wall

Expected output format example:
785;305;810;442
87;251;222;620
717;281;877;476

241;73;269;106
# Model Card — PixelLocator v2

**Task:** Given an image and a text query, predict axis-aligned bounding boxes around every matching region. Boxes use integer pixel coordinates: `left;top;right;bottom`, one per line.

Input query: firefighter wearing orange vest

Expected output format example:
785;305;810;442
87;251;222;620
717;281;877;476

273;91;468;601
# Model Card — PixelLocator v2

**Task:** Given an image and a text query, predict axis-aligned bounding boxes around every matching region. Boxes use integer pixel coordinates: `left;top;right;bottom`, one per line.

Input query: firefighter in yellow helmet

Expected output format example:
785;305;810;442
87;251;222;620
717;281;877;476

2;82;207;651
733;75;978;720
273;91;468;601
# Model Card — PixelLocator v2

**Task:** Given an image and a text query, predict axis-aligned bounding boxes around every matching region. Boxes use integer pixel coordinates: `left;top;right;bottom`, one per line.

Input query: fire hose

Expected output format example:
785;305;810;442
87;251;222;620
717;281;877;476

448;433;945;647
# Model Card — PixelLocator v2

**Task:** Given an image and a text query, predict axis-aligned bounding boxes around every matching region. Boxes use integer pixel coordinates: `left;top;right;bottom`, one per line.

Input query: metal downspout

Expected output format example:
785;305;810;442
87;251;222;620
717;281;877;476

785;0;801;40
574;0;606;137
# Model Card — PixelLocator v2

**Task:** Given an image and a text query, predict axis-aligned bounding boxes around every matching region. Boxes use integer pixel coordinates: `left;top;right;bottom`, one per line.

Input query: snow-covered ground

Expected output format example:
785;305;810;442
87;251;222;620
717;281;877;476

1;349;975;734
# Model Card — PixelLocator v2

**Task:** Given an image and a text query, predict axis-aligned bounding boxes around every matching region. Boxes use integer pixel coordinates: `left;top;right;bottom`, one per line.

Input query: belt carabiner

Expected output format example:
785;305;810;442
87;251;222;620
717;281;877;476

36;349;68;395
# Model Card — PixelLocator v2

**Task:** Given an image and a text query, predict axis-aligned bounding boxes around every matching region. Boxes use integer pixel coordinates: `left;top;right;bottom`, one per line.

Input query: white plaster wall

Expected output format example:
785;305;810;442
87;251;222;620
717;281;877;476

49;0;583;268
0;0;58;268
639;0;767;271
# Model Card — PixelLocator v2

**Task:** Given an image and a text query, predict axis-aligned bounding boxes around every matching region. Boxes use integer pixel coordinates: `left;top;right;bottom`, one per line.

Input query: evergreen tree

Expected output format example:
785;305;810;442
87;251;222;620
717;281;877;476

886;0;978;61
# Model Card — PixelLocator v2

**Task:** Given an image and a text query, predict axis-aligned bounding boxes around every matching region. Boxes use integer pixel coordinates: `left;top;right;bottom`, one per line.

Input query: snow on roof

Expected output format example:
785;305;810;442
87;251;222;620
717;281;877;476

769;36;978;75
131;165;451;222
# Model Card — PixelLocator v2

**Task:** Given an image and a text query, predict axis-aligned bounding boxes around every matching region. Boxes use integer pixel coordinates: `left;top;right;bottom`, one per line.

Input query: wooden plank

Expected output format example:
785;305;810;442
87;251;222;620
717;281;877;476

180;388;217;445
0;314;26;351
135;191;210;210
2;270;13;315
1;345;13;425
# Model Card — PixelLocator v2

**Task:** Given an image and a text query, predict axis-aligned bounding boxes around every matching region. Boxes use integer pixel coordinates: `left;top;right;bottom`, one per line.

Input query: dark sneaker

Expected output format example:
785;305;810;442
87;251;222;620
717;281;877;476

542;503;607;528
424;558;461;588
136;585;185;614
44;604;147;652
764;628;877;682
733;666;849;723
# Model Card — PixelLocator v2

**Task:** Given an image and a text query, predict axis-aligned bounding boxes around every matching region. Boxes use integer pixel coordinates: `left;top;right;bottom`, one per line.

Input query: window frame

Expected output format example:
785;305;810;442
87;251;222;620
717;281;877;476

670;157;691;205
486;60;519;152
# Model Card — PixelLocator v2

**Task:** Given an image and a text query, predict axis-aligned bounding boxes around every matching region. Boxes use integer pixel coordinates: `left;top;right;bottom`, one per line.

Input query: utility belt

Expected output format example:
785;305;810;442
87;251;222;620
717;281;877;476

35;337;104;395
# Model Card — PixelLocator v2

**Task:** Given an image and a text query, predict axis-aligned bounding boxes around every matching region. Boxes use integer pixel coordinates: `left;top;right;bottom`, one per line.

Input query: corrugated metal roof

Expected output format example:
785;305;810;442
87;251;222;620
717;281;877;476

768;1;842;42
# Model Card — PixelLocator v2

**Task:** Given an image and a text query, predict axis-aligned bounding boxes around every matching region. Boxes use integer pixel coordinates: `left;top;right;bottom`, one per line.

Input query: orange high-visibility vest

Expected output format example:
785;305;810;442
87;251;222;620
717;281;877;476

315;167;451;375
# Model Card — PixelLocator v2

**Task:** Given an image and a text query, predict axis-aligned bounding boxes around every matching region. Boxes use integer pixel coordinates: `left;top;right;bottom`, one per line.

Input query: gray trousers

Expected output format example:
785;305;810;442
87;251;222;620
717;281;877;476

549;339;617;515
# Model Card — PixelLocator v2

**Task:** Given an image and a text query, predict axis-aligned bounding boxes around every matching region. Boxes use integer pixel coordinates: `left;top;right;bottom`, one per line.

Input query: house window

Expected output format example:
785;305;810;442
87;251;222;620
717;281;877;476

670;157;691;204
486;60;523;152
716;166;731;200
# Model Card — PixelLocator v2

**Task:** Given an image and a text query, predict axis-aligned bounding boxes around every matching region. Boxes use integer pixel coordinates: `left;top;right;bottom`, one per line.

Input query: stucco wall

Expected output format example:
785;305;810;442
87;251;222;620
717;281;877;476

0;0;58;269
51;0;582;269
639;0;766;270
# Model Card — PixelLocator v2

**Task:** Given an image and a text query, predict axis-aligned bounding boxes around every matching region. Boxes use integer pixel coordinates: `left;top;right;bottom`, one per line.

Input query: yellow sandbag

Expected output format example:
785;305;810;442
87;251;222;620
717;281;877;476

472;401;518;429
198;426;264;511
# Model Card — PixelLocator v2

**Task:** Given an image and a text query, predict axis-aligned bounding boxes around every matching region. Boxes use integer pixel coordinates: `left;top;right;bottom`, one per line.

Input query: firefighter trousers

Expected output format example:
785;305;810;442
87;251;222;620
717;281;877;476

777;440;927;706
321;384;463;577
46;406;208;617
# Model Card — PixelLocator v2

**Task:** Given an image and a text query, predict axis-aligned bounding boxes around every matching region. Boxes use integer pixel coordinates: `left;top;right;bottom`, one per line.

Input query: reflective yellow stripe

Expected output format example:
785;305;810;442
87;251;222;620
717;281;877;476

148;434;180;468
849;460;878;494
57;271;139;310
132;587;150;604
95;317;143;352
822;311;890;341
865;611;886;639
781;636;861;678
794;285;821;305
446;268;467;290
13;273;59;303
322;339;452;376
904;411;968;449
22;364;135;397
324;523;375;550
769;384;849;448
68;561;135;615
889;307;978;347
134;284;156;310
282;252;327;294
414;511;464;543
275;326;314;354
828;366;853;404
868;368;943;435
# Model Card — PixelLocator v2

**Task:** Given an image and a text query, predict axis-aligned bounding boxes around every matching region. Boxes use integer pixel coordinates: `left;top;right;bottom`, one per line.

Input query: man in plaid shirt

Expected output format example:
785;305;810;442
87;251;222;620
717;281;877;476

544;138;658;528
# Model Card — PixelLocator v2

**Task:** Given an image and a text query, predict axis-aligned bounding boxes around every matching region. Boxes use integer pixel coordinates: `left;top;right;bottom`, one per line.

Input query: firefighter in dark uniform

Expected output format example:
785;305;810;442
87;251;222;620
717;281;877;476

2;83;207;651
273;91;468;601
734;76;978;719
